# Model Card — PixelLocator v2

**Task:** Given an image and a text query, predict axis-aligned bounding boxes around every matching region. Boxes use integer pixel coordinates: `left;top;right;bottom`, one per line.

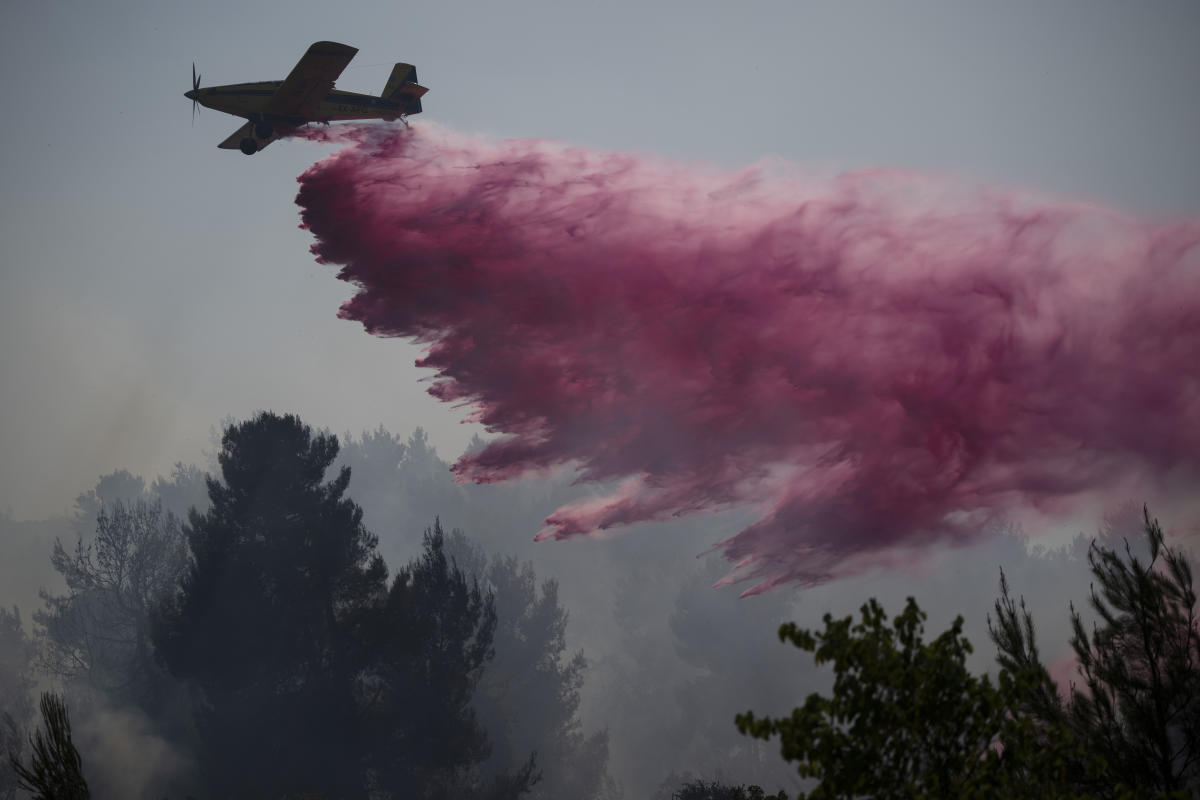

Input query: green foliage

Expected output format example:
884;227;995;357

737;506;1198;800
737;598;1026;799
8;692;90;800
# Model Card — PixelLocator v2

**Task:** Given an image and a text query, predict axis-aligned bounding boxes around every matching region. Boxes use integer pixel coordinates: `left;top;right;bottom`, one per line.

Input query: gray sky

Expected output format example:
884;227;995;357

2;0;1197;520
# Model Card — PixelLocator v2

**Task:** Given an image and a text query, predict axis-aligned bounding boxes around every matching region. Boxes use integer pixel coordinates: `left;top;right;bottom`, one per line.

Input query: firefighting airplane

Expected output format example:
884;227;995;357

185;41;427;154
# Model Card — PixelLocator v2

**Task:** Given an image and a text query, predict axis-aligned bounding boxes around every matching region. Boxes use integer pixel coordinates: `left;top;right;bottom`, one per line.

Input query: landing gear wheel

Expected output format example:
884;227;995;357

239;138;259;155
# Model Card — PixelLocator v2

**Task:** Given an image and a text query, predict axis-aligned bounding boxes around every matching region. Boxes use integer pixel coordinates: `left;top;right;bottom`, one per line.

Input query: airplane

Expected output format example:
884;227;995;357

184;41;427;155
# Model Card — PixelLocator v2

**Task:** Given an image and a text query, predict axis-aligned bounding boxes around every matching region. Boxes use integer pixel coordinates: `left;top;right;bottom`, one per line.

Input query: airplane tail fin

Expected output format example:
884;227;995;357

382;63;428;115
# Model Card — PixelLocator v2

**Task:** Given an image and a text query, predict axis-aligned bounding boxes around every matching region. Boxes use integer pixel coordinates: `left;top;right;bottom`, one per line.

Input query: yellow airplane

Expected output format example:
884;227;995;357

185;41;427;155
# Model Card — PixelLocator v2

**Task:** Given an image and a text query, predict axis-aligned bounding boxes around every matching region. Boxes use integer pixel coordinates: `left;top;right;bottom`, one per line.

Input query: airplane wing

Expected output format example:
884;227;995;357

217;120;281;153
266;41;358;120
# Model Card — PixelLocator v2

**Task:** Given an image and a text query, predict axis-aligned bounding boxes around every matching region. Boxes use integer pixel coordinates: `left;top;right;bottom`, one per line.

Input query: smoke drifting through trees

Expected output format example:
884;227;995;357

296;123;1200;593
2;415;623;798
0;409;1188;797
38;499;187;715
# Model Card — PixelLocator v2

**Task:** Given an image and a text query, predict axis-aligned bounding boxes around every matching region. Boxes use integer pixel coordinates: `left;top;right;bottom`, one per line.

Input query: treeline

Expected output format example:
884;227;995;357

734;507;1200;799
2;411;1197;798
2;412;615;799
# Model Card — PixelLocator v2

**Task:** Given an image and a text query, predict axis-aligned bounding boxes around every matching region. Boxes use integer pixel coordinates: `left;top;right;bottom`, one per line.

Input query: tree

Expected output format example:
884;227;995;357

37;499;188;714
991;506;1200;797
737;599;994;798
8;692;90;800
735;596;1095;799
154;412;388;799
735;507;1199;799
152;414;529;799
360;521;522;798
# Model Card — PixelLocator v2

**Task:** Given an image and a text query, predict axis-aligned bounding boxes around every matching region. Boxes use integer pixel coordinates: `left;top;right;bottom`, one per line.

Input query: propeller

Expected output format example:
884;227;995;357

190;63;201;124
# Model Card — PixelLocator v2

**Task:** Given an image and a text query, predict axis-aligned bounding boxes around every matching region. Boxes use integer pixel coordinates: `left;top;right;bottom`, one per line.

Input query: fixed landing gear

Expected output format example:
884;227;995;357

254;121;274;139
239;138;259;155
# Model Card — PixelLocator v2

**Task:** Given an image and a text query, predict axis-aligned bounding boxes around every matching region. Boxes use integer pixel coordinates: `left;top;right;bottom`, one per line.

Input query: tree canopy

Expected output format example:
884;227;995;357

8;692;89;800
737;507;1199;799
358;520;505;796
991;507;1200;797
153;412;387;797
737;597;1027;799
151;412;531;799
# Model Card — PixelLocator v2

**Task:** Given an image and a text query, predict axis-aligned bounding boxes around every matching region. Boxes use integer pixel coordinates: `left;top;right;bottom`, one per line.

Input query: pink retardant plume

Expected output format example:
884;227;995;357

295;123;1200;594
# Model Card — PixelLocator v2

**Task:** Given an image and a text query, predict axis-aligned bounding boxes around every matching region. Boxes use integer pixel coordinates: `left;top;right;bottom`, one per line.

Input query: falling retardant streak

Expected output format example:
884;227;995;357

295;123;1200;594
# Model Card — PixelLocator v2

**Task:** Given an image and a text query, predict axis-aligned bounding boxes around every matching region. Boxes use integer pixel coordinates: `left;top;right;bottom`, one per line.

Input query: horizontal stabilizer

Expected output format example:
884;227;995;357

382;62;427;115
382;63;417;98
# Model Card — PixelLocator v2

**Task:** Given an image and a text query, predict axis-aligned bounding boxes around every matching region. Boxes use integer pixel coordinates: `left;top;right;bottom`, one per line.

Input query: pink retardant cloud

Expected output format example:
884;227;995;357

295;123;1200;594
1046;649;1079;699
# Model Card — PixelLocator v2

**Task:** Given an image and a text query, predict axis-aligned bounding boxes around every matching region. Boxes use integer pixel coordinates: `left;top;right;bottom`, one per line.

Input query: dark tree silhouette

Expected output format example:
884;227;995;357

991;506;1200;797
154;412;388;799
360;520;517;797
153;413;529;799
8;692;89;800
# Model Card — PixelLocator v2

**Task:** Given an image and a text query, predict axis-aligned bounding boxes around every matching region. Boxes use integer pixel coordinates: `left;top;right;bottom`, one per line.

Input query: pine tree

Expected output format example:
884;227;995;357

154;412;387;799
991;506;1200;796
9;693;89;800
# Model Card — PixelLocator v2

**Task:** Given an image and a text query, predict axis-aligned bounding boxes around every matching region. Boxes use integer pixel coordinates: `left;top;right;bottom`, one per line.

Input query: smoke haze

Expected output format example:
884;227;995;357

3;5;1198;797
0;429;1175;798
296;123;1200;592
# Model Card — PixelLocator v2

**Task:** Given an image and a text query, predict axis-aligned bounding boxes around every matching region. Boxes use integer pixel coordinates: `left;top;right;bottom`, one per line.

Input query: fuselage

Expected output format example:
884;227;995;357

186;81;404;125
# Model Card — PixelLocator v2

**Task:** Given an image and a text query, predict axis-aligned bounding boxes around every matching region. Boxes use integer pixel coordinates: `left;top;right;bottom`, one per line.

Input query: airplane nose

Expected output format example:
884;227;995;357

185;89;196;100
